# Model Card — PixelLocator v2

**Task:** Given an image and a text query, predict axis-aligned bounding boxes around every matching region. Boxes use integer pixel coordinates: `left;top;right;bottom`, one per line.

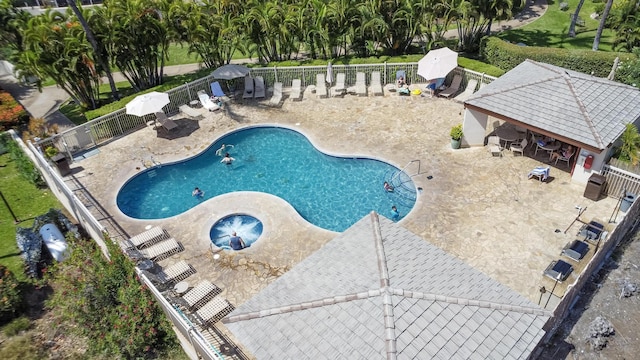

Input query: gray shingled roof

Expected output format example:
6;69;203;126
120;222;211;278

466;59;640;151
223;213;551;359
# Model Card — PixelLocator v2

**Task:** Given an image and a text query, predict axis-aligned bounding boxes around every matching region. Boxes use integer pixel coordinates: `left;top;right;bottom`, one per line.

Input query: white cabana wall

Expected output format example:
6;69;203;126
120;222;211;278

462;108;488;147
572;148;609;184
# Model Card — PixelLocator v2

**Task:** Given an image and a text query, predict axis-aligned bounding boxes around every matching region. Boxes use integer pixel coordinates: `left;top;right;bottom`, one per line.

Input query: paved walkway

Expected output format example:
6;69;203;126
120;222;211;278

0;0;547;131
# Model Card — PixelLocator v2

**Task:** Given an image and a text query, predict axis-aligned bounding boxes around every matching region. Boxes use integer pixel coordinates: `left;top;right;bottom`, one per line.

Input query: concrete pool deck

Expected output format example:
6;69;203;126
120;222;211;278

64;91;620;310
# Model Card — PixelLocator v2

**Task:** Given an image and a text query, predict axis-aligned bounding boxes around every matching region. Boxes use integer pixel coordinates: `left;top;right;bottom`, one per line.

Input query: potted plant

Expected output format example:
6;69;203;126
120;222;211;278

44;146;59;158
450;124;463;149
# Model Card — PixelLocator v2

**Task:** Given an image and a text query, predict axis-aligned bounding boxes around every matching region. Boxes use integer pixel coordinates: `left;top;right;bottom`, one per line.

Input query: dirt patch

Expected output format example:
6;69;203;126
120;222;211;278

539;223;640;359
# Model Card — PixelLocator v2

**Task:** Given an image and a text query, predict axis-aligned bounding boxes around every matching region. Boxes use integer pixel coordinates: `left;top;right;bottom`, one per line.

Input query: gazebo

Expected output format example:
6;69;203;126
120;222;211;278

462;60;640;184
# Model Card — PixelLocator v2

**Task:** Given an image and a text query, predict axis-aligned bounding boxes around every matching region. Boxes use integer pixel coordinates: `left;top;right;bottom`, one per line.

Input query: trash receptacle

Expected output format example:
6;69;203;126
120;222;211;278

620;192;637;213
51;153;71;176
583;173;606;201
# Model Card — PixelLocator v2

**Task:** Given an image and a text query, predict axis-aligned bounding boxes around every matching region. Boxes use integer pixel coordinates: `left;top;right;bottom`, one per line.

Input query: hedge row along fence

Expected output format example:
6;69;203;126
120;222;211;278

480;37;637;81
0;90;29;132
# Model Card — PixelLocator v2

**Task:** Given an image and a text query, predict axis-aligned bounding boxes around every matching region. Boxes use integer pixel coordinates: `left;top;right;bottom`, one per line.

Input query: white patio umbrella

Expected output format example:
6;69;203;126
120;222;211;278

211;64;251;80
125;91;170;117
326;61;333;85
417;47;458;81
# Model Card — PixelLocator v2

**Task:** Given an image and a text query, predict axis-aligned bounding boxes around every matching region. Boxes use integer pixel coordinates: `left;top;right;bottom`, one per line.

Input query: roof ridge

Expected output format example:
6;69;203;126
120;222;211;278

560;71;606;148
389;287;551;316
370;212;397;360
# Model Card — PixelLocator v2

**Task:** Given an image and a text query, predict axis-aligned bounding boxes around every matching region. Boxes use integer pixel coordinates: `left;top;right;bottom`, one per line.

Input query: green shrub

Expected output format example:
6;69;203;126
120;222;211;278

0;265;23;324
2;316;31;336
1;135;45;187
480;37;637;82
0;91;29;132
450;124;464;140
46;237;179;358
0;334;44;360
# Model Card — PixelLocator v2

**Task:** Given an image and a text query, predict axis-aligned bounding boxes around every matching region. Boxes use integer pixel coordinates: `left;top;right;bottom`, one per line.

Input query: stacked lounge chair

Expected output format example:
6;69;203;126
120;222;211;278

183;280;222;310
269;82;283;106
254;76;266;98
331;73;346;97
355;72;367;97
316;73;328;98
195;296;235;327
439;74;463;98
370;71;383;96
139;238;183;262
290;79;303;101
243;76;254;99
454;79;478;103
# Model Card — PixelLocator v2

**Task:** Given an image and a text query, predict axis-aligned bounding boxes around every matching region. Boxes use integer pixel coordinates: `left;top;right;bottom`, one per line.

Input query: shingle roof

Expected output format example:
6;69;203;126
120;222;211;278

223;213;551;359
465;59;640;150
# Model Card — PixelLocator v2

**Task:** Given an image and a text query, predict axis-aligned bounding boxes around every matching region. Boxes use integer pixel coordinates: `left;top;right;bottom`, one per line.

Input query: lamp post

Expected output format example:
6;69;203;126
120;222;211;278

538;286;546;305
544;273;563;308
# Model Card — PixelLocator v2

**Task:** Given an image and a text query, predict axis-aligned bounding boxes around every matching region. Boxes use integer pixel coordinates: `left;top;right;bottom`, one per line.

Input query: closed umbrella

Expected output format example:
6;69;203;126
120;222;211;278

326;61;333;85
125;91;170;117
212;64;251;80
417;47;458;81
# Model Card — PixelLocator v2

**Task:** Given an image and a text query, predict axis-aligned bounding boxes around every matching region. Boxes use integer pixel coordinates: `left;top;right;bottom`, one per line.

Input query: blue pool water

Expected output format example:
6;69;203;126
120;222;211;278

210;214;263;250
117;126;416;232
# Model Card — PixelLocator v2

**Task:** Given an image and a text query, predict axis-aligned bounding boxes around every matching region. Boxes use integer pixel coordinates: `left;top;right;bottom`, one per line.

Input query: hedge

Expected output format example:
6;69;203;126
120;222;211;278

0;90;29;131
480;36;637;82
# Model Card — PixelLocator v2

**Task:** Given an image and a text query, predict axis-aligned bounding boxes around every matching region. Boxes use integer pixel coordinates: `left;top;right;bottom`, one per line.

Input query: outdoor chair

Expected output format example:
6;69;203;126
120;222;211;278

370;71;383;96
128;226;170;249
269;82;283;106
528;166;550;182
543;259;573;282
210;81;230;102
197;90;221;112
153;260;195;286
511;138;528;156
454;79;478;103
331;73;346;97
183;280;222;310
561;240;590;262
355;72;367;97
254;76;266;98
315;73;328;98
438;75;462;98
139;238;183;261
243;76;255;99
154;112;178;131
179;104;204;118
290;79;303;101
487;135;503;157
578;221;605;244
555;148;575;167
195;296;235;327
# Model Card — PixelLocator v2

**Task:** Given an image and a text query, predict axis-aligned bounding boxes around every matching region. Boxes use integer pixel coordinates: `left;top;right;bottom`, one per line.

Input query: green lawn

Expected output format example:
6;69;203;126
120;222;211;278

498;0;615;51
0;152;61;281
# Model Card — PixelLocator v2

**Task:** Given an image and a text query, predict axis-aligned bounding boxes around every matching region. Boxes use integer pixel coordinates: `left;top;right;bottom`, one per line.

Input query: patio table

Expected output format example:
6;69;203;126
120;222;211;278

495;127;519;149
538;142;561;159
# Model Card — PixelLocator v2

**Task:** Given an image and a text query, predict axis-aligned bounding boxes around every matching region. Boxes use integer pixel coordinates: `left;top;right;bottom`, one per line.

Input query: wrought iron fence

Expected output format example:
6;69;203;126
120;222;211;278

601;164;640;199
35;64;495;161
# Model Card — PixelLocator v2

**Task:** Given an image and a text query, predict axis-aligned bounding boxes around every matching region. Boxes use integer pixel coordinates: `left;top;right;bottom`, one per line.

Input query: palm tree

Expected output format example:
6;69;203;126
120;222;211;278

66;0;119;101
593;0;614;51
568;0;586;38
619;123;640;165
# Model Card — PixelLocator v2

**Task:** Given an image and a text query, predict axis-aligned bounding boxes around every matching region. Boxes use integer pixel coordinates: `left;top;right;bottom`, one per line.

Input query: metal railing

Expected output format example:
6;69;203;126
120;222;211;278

35;64;495;160
601;164;640;199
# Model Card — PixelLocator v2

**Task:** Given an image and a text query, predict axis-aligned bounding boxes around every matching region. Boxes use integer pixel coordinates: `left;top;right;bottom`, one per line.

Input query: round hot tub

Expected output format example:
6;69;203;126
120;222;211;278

210;214;263;250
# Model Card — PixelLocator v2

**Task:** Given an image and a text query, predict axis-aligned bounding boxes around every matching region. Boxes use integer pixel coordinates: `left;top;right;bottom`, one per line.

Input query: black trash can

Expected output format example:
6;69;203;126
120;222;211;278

620;192;637;213
51;153;71;176
583;173;606;201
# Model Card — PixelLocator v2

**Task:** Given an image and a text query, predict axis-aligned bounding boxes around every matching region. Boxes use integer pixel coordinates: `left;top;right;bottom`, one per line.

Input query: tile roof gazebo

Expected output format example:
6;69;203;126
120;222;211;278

223;213;551;359
462;59;640;183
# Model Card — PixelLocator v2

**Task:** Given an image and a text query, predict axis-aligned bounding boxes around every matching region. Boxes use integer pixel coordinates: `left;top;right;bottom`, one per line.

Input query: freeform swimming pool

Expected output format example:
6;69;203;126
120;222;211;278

117;126;416;232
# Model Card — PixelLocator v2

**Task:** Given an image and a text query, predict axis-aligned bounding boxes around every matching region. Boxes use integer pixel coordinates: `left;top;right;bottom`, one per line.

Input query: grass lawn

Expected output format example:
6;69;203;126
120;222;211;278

0;152;61;281
499;0;615;51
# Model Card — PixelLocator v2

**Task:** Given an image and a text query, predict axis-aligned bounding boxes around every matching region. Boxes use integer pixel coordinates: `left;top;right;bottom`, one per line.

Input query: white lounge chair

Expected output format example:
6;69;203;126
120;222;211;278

128;226;170;249
243;76;254;99
316;73;328;98
154;260;195;285
269;82;283;106
370;71;383;96
290;79;303;101
195;296;235;327
439;75;463;98
139;238;183;261
331;73;346;97
254;76;265;98
487;135;503;157
355;72;367;97
183;280;222;310
197;90;221;111
179;104;204;118
154;112;178;131
454;79;478;103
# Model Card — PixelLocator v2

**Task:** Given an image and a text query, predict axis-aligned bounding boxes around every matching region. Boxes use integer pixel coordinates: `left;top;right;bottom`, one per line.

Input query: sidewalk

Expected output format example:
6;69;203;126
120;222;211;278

0;0;547;131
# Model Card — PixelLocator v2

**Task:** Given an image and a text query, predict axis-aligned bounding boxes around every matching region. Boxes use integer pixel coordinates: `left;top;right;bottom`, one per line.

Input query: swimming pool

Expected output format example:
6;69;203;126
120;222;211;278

117;126;416;232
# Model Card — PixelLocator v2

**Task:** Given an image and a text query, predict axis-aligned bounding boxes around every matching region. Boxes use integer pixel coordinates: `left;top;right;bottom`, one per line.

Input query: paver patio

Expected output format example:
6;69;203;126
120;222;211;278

65;91;620;311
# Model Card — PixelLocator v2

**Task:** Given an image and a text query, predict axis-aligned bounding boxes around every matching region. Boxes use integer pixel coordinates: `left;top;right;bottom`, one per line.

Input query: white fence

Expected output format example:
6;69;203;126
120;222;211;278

35;63;495;159
601;164;640;199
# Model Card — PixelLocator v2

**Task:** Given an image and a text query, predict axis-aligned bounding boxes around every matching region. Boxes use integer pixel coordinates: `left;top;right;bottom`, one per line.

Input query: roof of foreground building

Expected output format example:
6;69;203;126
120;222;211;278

223;213;551;359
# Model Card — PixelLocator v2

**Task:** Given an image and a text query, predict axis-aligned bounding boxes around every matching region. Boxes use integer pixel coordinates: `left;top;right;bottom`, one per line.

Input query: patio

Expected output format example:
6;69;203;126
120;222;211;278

63;91;619;311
